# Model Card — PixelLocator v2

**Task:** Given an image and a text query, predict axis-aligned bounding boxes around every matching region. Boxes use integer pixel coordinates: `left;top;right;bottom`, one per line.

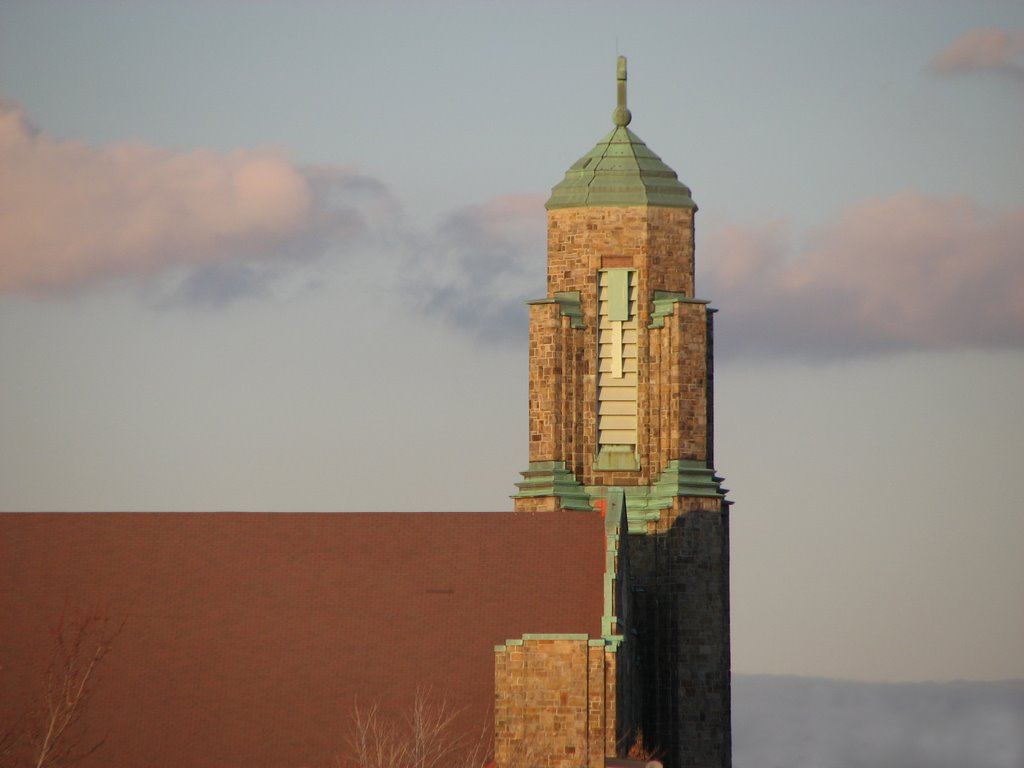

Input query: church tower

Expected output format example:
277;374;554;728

513;58;731;768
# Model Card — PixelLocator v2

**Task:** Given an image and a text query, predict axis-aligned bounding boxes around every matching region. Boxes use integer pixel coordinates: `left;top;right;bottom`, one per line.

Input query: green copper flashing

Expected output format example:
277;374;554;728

651;459;728;498
495;636;622;652
593;445;640;472
517;458;727;528
602;488;626;639
648;291;711;328
586;460;729;534
547;58;695;211
512;461;592;510
515;458;727;529
526;291;585;329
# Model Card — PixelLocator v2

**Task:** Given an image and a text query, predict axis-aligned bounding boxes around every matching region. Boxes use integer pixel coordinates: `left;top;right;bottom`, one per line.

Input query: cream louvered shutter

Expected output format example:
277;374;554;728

597;269;638;448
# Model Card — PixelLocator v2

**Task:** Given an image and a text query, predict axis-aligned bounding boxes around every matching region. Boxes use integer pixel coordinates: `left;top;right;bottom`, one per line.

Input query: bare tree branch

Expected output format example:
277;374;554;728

340;691;488;768
1;605;123;768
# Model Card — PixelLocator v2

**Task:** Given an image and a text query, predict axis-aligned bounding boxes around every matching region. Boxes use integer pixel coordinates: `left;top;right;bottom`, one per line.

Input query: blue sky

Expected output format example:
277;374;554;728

1;0;1022;683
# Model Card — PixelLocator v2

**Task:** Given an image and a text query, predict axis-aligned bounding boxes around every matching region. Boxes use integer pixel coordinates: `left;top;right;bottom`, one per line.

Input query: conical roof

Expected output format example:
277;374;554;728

546;58;696;211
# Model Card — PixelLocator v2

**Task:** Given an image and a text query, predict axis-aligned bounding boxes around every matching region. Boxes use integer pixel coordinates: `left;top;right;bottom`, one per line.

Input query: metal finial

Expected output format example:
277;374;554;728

613;55;631;127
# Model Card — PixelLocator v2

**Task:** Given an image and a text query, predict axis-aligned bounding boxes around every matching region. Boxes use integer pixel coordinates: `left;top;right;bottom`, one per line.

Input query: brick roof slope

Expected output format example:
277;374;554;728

0;511;606;768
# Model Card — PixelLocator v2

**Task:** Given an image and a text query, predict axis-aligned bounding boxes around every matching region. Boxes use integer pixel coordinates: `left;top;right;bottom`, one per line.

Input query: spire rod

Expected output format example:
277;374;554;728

613;55;632;127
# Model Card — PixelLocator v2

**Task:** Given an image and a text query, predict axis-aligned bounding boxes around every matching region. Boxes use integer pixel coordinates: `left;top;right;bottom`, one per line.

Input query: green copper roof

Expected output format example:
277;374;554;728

546;57;696;211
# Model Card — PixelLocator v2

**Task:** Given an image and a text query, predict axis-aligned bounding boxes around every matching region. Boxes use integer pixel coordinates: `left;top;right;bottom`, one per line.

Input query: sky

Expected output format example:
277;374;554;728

731;676;1024;768
0;0;1022;685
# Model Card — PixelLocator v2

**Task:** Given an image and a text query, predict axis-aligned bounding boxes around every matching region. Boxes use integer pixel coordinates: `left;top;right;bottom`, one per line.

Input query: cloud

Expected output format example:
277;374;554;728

0;101;543;332
14;104;1018;358
700;195;1024;358
156;262;274;309
402;194;546;341
404;192;1024;355
153;168;402;309
930;28;1024;80
0;102;391;299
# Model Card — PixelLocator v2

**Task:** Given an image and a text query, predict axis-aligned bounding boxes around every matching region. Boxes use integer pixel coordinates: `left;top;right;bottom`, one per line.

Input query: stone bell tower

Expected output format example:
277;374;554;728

513;58;731;768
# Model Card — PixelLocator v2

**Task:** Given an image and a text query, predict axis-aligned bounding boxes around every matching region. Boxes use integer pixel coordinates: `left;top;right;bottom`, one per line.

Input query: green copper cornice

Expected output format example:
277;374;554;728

649;291;711;328
526;291;584;329
650;459;728;500
586;460;729;534
546;57;696;211
515;459;728;527
494;635;623;653
512;461;592;510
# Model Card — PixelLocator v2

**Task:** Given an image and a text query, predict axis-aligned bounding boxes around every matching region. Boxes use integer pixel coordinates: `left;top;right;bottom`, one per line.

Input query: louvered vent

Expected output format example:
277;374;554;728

597;269;638;449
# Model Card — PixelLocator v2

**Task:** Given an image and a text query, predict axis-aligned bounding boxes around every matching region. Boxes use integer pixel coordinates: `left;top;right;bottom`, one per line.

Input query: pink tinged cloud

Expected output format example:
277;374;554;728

701;195;1024;356
0;103;314;294
929;27;1024;78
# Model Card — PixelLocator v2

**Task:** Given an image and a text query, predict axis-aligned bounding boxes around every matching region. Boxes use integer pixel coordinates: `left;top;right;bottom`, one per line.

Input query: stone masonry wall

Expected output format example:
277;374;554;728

527;302;563;462
627;498;731;768
517;204;731;768
525;303;587;468
644;302;710;480
527;206;701;488
494;638;618;768
512;496;561;513
546;207;694;299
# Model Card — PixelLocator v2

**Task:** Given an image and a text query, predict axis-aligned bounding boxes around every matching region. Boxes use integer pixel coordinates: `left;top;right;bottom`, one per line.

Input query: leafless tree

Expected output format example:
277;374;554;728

1;605;122;768
340;691;488;768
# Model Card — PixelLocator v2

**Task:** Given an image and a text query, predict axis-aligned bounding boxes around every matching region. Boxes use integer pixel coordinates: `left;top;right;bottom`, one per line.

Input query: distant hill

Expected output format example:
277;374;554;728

732;674;1024;768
